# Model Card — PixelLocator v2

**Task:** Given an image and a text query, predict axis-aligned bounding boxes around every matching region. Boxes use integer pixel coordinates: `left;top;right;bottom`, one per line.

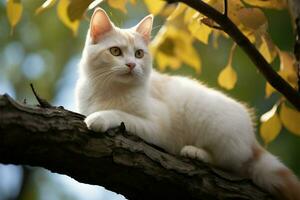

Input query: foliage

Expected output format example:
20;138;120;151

4;0;300;146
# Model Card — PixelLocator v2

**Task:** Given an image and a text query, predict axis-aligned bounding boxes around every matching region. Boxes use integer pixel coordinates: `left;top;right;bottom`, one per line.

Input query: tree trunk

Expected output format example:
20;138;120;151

0;94;273;200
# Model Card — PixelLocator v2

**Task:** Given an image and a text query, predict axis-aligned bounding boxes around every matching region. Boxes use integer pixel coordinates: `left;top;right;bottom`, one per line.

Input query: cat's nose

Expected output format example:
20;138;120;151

126;63;136;70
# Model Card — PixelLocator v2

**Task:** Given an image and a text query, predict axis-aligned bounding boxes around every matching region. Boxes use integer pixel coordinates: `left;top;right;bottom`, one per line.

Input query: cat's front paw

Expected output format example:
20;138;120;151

85;111;120;132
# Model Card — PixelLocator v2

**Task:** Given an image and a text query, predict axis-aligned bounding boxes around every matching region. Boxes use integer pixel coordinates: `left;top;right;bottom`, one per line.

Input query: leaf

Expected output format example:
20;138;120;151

68;0;94;21
260;105;282;145
160;4;177;17
174;31;201;73
265;51;297;98
108;0;127;13
150;25;201;73
218;64;237;90
280;103;300;136
57;0;80;36
237;8;267;30
265;81;276;98
243;0;287;10
264;72;289;98
6;0;23;32
167;3;187;21
218;44;237;90
156;52;181;71
278;51;297;87
188;18;212;44
259;34;277;63
35;0;57;15
144;0;166;15
184;7;199;23
265;71;284;98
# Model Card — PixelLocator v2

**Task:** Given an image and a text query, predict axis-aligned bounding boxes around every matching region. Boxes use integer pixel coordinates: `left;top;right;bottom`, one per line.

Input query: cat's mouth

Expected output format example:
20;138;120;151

116;68;140;80
123;70;135;76
117;71;135;80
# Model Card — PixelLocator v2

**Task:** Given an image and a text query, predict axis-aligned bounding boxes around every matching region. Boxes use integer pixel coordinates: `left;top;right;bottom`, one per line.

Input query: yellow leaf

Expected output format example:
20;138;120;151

243;0;287;10
167;3;187;21
259;34;277;63
280;103;300;136
156;52;181;71
174;31;201;73
217;64;237;90
6;0;23;32
68;0;94;21
279;51;295;72
130;0;136;4
265;51;297;98
57;0;80;36
279;51;297;87
144;0;166;15
188;18;212;44
237;8;267;30
160;4;177;17
184;8;199;23
151;25;201;73
265;68;294;98
265;82;276;98
35;0;57;15
265;71;283;98
260;105;282;145
108;0;127;13
218;44;237;90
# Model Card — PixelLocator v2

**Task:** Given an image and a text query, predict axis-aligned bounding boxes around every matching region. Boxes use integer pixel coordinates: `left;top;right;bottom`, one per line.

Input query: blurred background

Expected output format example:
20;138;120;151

0;0;299;200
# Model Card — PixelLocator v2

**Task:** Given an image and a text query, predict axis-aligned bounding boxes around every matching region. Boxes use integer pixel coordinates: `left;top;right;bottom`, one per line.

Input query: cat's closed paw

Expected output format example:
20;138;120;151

85;111;120;132
180;145;212;163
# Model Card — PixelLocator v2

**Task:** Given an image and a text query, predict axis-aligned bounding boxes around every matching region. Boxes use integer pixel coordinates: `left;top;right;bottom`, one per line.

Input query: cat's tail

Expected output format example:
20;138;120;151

247;145;300;200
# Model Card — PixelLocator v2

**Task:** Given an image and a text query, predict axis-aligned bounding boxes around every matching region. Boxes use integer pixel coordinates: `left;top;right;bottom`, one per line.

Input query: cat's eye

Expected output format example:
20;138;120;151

110;47;122;56
135;49;144;58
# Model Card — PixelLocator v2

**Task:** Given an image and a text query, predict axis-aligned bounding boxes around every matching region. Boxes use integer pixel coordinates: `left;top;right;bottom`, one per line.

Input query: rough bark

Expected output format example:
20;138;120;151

0;94;273;200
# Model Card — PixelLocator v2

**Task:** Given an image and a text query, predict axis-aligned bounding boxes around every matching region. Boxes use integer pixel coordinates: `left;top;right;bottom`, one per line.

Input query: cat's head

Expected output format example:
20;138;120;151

81;8;153;86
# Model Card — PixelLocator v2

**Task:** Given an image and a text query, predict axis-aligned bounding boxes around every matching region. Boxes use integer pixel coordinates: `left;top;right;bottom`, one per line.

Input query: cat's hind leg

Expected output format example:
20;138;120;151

180;145;213;163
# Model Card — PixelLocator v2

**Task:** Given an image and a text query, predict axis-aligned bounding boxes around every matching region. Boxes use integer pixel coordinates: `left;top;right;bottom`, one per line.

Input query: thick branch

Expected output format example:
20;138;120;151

0;94;272;200
169;0;300;110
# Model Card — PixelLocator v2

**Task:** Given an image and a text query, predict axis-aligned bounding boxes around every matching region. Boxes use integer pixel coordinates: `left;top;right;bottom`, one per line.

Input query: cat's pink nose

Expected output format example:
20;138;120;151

126;63;136;70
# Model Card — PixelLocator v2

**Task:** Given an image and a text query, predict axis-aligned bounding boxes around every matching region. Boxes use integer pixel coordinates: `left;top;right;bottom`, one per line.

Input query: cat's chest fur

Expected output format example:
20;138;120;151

76;77;152;117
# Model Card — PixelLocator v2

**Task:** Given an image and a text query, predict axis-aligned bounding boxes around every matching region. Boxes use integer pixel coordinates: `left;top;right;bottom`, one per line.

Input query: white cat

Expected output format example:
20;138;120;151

76;7;300;200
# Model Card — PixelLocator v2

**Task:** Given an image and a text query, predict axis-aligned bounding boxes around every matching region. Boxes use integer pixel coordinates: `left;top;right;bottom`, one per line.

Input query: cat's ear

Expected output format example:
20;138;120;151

135;15;153;43
90;7;114;43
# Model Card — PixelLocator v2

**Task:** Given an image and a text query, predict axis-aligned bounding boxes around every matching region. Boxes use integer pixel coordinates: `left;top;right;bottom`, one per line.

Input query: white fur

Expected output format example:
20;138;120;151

251;152;286;192
76;8;300;199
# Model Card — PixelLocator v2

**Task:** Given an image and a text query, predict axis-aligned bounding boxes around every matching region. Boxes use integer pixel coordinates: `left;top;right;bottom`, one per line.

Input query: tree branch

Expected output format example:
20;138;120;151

168;0;300;110
288;0;300;92
0;94;273;200
224;0;228;17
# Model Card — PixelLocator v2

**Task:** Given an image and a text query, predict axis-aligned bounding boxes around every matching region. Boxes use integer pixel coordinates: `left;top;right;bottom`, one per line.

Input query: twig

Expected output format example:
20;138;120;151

201;18;223;30
170;0;300;110
30;83;53;108
295;17;300;92
224;0;228;17
227;43;237;66
210;25;223;30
